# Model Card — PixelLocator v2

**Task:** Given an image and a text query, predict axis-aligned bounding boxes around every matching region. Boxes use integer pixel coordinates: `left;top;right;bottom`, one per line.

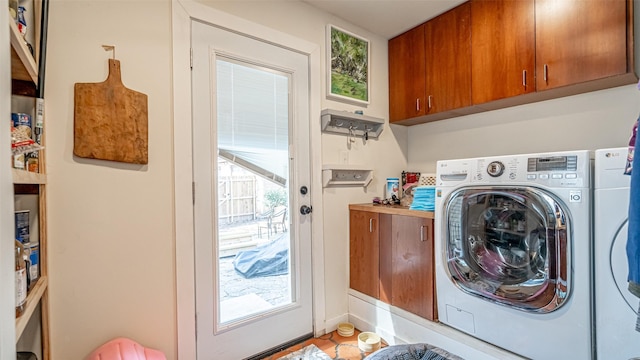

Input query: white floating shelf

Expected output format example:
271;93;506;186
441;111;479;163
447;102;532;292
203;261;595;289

321;109;384;139
322;164;373;188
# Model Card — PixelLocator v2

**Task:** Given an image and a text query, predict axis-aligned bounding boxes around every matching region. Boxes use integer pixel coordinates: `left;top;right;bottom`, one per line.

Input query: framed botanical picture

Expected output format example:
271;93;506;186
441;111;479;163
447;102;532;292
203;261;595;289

326;24;370;105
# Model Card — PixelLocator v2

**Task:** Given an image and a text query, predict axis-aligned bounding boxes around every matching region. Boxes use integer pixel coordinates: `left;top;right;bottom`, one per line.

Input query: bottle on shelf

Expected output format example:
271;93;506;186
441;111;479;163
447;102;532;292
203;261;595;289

15;240;27;318
16;6;33;55
9;0;18;20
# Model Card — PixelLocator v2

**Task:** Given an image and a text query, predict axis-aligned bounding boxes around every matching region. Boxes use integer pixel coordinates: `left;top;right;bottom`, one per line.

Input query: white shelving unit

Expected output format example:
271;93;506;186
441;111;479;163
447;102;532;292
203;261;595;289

320;109;385;139
322;164;373;188
7;1;50;358
1;6;17;358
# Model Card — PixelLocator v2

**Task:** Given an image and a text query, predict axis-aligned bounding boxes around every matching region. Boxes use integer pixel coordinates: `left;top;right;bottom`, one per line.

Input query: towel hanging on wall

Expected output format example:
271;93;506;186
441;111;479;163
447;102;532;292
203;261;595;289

628;116;640;296
626;113;640;333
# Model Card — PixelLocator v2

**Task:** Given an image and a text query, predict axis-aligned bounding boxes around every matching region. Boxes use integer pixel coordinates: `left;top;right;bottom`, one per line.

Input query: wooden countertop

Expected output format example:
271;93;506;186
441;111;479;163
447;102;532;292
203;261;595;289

349;203;435;219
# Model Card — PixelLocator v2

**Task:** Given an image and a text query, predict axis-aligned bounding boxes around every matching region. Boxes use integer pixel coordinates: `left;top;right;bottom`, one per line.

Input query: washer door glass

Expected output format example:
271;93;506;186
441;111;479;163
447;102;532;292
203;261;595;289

444;187;570;313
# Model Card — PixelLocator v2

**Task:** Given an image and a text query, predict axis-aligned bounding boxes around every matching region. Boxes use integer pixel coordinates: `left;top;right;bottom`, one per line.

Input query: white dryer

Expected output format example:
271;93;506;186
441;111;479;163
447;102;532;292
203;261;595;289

594;147;640;359
435;150;593;360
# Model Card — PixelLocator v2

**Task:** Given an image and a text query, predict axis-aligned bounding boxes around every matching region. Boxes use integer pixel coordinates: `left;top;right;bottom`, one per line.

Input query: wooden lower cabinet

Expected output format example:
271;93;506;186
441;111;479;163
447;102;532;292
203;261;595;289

349;210;379;299
349;205;437;322
381;215;435;321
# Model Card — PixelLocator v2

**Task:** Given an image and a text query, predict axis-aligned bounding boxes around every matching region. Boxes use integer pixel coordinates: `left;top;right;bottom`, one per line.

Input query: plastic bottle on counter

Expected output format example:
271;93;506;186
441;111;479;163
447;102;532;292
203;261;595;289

386;177;400;200
15;240;27;318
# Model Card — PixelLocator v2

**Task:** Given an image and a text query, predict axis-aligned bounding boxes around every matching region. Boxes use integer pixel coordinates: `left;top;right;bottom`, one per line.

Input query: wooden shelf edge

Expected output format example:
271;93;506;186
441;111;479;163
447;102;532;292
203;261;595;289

15;275;48;341
8;12;38;84
12;168;47;184
391;72;639;126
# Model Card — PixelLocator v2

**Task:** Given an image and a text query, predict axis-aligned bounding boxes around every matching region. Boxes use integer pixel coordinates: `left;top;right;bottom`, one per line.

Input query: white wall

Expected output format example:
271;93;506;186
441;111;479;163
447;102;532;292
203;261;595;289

45;1;176;359
44;0;405;358
407;84;640;170
194;0;409;327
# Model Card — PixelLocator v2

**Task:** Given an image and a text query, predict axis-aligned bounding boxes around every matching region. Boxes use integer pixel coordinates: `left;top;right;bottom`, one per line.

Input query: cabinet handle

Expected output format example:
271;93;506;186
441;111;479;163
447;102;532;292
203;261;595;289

428;95;432;110
369;218;374;233
522;70;527;88
420;225;426;242
416;98;420;112
543;64;548;83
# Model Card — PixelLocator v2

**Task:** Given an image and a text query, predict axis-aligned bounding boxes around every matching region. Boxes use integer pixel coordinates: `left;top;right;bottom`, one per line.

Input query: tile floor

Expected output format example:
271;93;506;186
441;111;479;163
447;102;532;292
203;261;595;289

262;329;387;360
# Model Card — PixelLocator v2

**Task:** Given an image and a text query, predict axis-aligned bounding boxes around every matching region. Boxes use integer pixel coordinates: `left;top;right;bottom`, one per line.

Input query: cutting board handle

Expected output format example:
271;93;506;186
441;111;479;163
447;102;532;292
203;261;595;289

107;59;122;85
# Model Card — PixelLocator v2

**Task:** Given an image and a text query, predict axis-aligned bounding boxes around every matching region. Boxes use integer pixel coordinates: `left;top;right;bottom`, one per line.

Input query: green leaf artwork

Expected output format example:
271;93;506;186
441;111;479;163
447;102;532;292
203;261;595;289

329;26;369;104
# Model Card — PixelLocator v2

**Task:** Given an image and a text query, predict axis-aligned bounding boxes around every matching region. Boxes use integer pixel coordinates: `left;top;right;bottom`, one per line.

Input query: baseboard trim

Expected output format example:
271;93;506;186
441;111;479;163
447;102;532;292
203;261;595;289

324;313;350;334
347;292;526;360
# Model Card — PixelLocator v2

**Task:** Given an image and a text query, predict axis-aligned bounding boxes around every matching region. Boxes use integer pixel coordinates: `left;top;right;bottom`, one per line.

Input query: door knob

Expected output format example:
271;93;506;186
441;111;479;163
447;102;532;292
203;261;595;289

300;205;312;215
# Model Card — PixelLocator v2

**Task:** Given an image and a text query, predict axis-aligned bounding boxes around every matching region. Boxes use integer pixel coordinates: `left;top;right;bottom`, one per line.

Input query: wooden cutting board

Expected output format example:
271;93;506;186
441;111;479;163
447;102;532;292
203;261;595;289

74;59;148;164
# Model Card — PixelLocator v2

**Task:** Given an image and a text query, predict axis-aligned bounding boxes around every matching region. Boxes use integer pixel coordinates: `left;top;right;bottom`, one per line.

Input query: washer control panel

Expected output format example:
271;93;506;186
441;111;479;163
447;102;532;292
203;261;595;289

437;151;589;188
472;151;589;188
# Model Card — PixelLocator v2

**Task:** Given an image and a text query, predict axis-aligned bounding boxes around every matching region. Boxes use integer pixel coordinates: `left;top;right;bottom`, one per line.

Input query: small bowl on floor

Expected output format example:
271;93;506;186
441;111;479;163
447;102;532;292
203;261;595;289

358;331;381;352
337;322;355;337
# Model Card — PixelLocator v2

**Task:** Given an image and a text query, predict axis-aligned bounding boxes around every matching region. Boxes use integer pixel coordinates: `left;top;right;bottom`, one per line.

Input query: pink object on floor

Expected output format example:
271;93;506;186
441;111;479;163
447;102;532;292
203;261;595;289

85;337;166;360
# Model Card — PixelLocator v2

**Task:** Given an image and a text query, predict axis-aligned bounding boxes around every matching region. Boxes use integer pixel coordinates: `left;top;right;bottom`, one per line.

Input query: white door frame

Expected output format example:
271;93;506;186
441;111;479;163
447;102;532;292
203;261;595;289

171;1;325;358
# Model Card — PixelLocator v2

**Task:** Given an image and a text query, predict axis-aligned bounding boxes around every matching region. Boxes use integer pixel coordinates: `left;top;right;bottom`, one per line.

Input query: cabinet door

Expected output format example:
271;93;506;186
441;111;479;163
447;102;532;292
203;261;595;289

425;2;471;114
391;215;435;321
536;0;628;90
349;210;379;299
471;0;535;104
389;25;426;122
379;213;392;304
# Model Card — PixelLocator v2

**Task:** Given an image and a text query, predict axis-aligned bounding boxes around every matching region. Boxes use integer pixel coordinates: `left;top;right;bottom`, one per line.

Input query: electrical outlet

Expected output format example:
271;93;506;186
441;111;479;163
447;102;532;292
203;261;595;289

340;151;349;164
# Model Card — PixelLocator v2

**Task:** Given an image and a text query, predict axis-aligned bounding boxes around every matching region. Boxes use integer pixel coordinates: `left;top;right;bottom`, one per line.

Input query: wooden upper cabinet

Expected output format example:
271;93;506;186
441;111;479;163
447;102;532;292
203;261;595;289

425;2;472;114
471;0;536;105
387;0;635;125
389;25;426;122
349;210;380;299
535;0;629;91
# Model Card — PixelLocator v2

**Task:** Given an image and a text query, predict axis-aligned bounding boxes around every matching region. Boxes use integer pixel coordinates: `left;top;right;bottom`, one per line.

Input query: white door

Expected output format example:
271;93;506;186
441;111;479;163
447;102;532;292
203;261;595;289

192;20;313;359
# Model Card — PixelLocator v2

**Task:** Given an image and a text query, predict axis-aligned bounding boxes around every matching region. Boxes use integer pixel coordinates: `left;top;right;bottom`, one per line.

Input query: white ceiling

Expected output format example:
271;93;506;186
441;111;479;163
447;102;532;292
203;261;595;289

300;0;467;39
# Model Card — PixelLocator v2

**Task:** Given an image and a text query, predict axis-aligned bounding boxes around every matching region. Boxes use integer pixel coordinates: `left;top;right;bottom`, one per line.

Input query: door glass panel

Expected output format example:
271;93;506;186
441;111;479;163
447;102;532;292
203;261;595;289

216;58;292;325
444;187;570;313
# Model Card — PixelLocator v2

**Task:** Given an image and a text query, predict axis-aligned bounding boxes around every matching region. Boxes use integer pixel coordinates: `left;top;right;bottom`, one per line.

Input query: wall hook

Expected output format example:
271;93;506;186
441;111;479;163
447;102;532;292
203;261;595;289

102;45;116;59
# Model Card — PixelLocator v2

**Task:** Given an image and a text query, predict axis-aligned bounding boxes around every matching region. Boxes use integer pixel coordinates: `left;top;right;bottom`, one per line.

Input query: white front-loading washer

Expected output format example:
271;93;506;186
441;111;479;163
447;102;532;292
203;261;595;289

435;150;593;360
594;147;640;359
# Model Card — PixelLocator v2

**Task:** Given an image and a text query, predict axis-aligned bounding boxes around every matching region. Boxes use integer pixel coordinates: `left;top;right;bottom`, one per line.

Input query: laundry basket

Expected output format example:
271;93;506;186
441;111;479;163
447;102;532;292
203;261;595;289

419;173;436;186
